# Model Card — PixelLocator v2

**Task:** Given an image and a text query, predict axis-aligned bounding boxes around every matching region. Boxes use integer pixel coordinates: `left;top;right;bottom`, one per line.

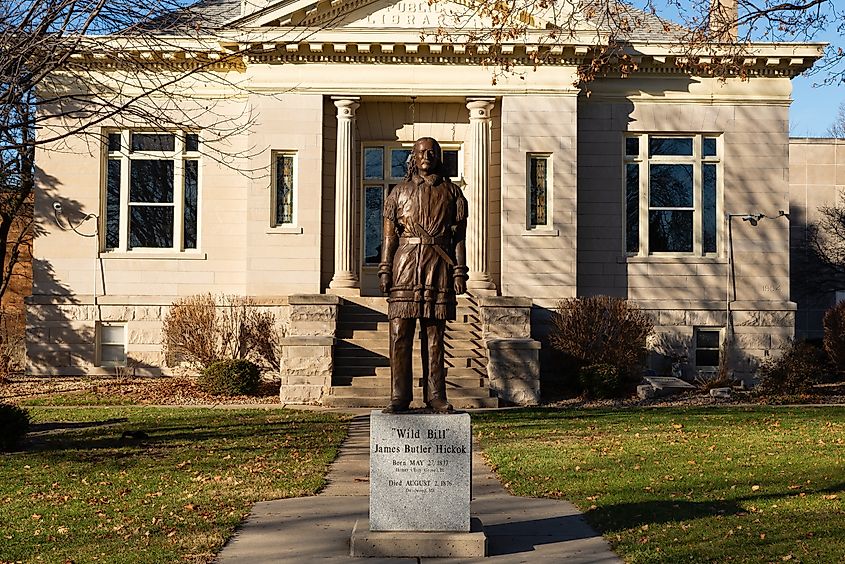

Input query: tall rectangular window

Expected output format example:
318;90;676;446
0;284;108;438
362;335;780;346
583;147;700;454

361;142;462;266
274;153;295;226
103;130;200;251
528;155;550;228
625;134;721;256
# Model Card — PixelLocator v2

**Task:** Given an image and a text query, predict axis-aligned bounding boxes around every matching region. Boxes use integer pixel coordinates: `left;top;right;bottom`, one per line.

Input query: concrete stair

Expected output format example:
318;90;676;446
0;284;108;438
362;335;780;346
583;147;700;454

324;296;497;409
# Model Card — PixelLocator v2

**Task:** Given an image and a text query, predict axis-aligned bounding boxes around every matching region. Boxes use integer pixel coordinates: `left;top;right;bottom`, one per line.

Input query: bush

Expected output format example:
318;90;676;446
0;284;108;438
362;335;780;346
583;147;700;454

578;363;623;399
550;296;654;397
0;403;30;451
0;314;25;384
824;302;845;373
162;294;279;370
757;340;828;395
198;359;261;396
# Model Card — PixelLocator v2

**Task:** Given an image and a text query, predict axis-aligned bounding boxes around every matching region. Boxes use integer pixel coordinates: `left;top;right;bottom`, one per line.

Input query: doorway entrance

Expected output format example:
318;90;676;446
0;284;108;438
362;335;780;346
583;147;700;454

359;142;462;295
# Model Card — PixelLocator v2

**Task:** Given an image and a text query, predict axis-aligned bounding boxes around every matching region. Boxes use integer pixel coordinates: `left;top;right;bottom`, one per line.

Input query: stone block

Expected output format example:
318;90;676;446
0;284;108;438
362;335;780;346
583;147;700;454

479;297;533;340
643;376;696;393
759;311;794;327
289;294;342;306
127;323;163;345
350;518;487;558
658;309;686;326
49;323;95;345
279;384;325;404
637;385;656;400
133;306;163;321
485;339;541;405
286;321;336;337
290;305;337;322
280;355;332;376
99;306;133;322
710;387;732;399
686;310;728;326
369;411;471;532
734;332;771;350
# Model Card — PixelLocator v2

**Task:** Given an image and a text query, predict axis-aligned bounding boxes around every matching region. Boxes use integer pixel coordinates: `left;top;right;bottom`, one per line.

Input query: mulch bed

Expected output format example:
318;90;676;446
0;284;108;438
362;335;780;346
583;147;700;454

0;373;281;405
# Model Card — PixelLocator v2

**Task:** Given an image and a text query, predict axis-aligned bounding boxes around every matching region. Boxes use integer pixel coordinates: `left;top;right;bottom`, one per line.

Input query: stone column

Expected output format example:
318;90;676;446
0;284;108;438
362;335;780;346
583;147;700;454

328;97;360;295
466;99;496;293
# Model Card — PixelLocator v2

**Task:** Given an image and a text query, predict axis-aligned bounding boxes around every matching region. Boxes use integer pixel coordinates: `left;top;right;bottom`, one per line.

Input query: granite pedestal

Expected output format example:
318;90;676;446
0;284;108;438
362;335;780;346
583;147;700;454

350;410;487;557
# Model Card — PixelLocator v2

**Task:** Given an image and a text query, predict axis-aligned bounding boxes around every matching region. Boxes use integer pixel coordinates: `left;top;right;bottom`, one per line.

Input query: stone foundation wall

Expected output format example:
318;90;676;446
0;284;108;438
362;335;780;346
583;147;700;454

638;300;794;384
26;295;291;377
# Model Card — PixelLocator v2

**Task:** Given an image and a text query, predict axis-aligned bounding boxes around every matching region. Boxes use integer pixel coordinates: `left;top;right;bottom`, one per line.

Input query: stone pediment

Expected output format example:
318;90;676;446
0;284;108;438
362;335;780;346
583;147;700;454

232;0;549;30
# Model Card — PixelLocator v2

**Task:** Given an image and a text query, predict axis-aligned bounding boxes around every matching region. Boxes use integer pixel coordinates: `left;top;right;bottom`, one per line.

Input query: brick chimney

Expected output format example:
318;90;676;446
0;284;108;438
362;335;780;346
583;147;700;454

709;0;738;41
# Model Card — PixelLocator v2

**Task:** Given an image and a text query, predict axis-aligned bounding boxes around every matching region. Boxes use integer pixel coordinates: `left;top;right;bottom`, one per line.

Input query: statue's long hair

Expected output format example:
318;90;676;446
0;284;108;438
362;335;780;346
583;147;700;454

404;137;445;181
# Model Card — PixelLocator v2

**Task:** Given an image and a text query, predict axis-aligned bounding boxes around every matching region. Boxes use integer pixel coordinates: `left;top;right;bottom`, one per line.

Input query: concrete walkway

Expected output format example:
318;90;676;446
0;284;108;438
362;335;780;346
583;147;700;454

216;414;622;563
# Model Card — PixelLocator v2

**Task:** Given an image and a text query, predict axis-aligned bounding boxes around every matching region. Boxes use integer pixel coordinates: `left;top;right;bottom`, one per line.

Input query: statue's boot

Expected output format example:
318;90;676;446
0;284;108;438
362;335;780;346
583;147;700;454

383;401;410;413
427;398;454;413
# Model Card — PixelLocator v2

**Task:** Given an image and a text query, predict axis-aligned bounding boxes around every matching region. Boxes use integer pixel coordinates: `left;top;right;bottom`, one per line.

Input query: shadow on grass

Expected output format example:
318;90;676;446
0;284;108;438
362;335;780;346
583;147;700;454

28;418;129;435
485;514;602;555
586;498;744;532
20;414;346;464
585;481;845;534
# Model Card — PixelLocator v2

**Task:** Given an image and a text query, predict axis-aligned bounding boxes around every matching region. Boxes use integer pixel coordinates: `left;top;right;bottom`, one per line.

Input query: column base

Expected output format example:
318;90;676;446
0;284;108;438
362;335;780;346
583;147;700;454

467;277;497;296
328;272;359;295
467;287;497;297
326;287;361;297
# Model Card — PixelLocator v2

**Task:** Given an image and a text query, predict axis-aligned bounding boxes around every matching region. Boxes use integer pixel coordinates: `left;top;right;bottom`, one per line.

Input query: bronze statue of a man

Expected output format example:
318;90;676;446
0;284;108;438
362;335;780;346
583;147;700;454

378;137;469;413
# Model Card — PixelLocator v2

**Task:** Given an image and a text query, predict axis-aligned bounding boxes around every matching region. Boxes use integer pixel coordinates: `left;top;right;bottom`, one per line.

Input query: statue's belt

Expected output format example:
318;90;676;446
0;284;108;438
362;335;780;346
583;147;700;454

399;235;454;266
400;236;451;246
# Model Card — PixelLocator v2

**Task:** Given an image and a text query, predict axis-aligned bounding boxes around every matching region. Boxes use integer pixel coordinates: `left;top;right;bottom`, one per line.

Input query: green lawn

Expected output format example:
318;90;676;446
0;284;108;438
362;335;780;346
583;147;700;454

0;407;347;563
474;407;845;563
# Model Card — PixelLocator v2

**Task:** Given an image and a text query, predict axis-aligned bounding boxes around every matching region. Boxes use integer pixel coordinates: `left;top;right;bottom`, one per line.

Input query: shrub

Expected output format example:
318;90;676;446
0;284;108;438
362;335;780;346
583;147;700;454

550;296;654;396
757;340;828;395
0;314;25;384
162;294;279;370
0;403;30;451
578;363;623;399
198;359;261;396
823;301;845;373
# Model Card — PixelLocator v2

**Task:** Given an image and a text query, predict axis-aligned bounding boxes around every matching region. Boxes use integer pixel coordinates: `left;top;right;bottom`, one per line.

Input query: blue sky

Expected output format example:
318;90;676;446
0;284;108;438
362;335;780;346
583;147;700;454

790;56;843;138
641;0;842;137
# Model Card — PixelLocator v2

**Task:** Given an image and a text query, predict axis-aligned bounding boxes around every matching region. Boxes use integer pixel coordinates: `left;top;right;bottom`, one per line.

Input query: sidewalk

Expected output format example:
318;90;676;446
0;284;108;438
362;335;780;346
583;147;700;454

215;414;622;563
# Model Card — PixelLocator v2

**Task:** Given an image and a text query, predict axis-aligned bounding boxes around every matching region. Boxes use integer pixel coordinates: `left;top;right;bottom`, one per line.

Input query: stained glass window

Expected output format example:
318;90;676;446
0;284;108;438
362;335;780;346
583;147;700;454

275;154;295;225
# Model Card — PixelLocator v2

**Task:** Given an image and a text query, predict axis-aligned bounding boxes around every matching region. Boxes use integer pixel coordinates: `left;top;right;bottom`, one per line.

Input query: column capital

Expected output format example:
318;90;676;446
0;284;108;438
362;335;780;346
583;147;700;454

466;98;494;120
333;97;360;117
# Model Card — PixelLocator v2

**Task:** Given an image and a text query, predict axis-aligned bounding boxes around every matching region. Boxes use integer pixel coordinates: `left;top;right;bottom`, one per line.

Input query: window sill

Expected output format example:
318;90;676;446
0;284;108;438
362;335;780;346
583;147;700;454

99;251;208;260
621;255;727;264
266;226;304;234
521;228;559;237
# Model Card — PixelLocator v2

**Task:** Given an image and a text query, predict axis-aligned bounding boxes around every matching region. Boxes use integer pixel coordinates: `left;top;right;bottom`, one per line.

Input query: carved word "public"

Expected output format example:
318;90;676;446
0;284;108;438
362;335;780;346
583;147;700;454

365;2;447;26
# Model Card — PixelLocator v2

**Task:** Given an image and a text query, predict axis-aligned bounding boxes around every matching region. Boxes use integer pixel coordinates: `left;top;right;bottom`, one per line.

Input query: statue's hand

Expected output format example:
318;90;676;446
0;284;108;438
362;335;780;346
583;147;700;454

454;277;467;295
379;273;392;294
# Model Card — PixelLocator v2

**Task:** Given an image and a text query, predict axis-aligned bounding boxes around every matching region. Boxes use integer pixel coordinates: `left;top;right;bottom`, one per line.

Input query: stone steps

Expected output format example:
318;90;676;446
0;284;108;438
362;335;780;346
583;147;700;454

335;375;490;389
337;329;482;341
329;296;496;408
322;395;499;409
324;381;492;401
